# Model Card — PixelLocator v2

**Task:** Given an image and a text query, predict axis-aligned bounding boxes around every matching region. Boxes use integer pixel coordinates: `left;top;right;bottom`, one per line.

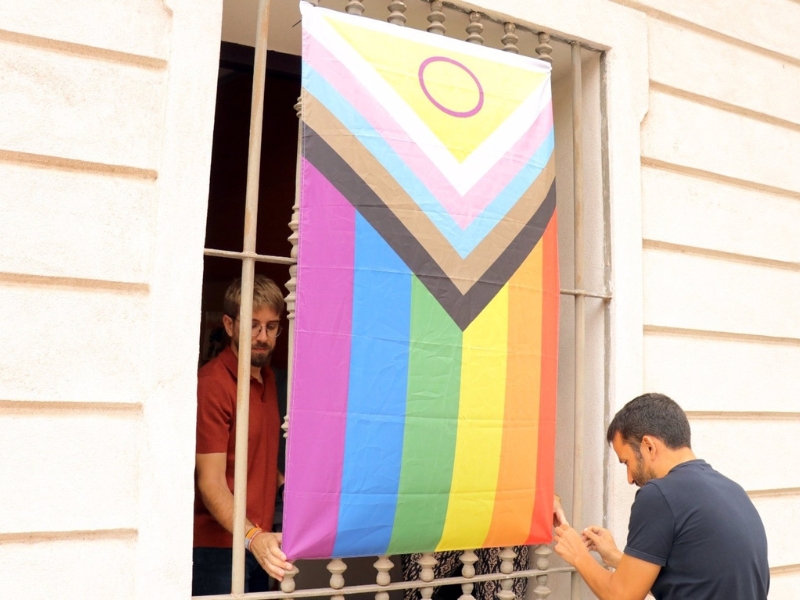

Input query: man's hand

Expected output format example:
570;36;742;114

554;523;591;567
582;525;623;569
250;531;293;581
553;494;568;527
556;530;660;600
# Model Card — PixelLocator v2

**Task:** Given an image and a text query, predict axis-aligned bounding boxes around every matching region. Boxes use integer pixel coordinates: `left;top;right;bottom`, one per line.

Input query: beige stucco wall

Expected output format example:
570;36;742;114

1;0;798;598
629;1;800;596
0;0;221;598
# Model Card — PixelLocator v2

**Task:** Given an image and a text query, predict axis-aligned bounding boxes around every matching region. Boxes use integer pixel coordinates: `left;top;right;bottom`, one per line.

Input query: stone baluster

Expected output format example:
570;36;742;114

535;32;554;64
281;565;300;594
284;97;302;439
374;555;394;600
465;12;484;45
458;550;478;600
328;558;347;600
496;547;516;600
417;553;438;600
532;545;552;599
501;23;519;54
387;0;407;26
345;0;365;15
427;1;446;35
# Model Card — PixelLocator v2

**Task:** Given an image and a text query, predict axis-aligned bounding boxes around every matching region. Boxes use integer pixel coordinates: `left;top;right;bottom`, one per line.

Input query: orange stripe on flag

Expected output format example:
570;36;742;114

527;212;559;544
483;240;544;547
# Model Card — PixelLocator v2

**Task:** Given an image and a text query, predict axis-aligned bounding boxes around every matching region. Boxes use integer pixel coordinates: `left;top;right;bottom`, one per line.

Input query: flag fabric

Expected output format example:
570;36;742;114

283;2;559;560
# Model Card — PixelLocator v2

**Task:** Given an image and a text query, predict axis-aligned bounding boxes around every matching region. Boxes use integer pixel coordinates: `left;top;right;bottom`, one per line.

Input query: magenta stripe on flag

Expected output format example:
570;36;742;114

282;158;355;559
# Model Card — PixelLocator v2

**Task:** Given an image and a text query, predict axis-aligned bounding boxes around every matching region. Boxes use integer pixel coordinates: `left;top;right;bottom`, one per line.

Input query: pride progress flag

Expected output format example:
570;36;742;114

283;2;559;560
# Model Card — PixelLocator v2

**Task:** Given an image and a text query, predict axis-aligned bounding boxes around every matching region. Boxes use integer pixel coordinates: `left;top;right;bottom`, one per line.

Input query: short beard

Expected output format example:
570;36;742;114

232;339;272;368
630;446;656;487
632;463;649;487
251;349;271;368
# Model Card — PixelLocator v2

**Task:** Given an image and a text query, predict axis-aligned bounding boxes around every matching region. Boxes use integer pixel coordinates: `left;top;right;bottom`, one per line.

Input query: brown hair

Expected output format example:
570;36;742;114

223;275;285;319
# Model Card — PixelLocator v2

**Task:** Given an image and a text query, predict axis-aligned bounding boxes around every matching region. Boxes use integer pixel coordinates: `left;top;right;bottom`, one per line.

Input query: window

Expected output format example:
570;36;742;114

195;1;610;597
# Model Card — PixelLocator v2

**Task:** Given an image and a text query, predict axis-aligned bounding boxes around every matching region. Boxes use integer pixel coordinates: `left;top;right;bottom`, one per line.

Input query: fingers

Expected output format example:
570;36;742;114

582;534;596;551
553;510;568;528
266;533;288;561
552;526;580;567
252;533;293;581
554;523;574;541
585;525;604;535
552;495;569;528
261;555;292;581
556;511;568;527
582;527;600;542
581;526;605;554
577;526;621;568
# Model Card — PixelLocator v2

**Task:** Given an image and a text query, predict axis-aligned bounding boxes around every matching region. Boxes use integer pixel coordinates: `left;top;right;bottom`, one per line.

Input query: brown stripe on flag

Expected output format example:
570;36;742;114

303;95;555;294
303;125;556;330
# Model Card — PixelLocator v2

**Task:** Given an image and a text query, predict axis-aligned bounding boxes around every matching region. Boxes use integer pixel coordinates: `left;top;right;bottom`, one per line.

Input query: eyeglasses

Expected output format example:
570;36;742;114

234;317;283;338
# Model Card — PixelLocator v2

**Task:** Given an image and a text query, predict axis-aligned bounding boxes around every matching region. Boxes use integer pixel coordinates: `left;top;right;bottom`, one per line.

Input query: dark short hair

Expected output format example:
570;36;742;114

607;393;691;450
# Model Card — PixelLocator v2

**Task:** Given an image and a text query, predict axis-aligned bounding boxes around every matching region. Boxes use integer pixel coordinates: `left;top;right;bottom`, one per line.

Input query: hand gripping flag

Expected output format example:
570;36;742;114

283;2;559;559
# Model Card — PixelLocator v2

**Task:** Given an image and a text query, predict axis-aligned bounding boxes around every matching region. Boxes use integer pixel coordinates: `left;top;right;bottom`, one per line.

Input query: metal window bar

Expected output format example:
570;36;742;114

228;0;274;593
570;40;586;600
196;0;612;597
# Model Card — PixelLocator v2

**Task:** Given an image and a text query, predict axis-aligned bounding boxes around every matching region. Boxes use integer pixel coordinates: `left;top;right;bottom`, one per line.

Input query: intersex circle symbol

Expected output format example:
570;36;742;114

418;56;484;118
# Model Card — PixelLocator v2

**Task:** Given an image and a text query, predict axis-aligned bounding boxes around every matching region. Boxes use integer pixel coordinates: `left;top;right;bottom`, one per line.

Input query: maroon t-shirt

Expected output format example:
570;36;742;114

193;345;280;548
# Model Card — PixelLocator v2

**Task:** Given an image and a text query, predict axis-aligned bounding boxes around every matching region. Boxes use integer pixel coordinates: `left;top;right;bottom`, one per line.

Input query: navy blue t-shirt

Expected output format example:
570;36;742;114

625;459;769;600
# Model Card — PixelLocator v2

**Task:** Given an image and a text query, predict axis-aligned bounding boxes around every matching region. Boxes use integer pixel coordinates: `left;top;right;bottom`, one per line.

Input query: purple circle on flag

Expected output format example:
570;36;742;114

418;56;484;118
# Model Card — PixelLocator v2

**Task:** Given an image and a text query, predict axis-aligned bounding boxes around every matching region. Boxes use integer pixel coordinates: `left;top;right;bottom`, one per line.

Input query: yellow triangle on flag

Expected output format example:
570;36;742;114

326;17;547;163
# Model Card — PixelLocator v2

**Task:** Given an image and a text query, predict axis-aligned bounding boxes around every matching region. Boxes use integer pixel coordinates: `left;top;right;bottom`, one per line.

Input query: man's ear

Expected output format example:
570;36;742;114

222;314;235;338
640;435;658;459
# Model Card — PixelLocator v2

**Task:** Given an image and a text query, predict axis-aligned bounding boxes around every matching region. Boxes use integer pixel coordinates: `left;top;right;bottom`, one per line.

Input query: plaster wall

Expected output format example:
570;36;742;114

3;0;799;598
627;0;800;595
0;1;221;598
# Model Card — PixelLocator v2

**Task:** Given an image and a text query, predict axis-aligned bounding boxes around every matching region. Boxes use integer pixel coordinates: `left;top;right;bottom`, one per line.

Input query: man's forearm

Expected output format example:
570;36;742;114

603;548;623;569
199;479;254;535
573;553;617;600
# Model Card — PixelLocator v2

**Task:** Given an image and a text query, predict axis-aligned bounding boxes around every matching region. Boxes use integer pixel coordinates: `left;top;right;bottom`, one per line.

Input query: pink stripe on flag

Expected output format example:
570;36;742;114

282;158;356;559
303;32;553;229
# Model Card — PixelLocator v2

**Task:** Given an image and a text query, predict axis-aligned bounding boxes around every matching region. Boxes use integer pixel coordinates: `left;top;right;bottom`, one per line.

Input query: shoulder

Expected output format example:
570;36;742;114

626;483;675;566
652;459;726;504
198;355;236;404
199;349;235;382
634;481;669;507
630;482;675;525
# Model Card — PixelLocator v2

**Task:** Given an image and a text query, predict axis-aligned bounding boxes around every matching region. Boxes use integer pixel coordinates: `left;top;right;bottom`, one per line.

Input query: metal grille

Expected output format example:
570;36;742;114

197;0;611;598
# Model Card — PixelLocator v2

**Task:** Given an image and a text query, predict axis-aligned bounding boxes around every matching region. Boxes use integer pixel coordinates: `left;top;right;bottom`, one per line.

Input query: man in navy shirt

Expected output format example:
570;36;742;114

553;393;769;600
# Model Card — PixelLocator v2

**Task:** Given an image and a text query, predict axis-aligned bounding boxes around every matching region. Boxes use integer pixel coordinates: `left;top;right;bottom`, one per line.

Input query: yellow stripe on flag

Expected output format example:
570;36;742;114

325;16;547;163
483;241;543;547
437;286;509;550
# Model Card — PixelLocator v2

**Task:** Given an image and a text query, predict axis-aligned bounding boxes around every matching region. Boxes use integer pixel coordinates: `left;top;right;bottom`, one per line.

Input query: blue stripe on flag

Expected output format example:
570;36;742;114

333;213;412;557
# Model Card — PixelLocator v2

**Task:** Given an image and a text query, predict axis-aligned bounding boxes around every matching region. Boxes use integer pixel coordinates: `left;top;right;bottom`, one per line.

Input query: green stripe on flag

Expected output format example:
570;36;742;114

388;276;462;553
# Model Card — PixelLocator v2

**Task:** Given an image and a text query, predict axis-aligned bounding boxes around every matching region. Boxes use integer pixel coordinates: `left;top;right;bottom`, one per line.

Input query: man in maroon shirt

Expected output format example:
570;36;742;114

192;276;292;595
